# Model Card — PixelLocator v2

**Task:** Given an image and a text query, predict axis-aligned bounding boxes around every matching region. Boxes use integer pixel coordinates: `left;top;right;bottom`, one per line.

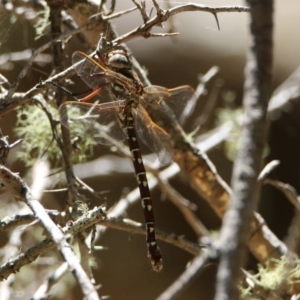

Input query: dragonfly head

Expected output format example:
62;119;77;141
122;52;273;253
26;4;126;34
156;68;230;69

106;49;132;70
96;35;132;71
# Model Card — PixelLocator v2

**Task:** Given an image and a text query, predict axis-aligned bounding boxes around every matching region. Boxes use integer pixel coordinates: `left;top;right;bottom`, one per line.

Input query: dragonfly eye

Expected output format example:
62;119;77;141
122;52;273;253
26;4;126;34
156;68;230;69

107;53;131;70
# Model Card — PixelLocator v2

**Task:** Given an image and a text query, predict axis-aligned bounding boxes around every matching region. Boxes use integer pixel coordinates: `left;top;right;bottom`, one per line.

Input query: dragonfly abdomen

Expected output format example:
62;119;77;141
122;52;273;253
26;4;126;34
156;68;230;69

125;105;163;272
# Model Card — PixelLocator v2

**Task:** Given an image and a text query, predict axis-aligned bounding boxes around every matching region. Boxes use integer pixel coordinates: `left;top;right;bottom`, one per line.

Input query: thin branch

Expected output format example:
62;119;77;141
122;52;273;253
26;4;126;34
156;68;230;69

2;26;86;105
149;164;209;237
180;66;220;124
33;97;79;203
196;79;223;129
31;263;68;300
0;214;37;232
132;0;150;23
264;180;300;212
77;232;96;284
0;210;62;232
0;61;77;118
258;160;280;182
102;0;116;16
268;65;300;114
264;179;300;253
90;5;137;20
156;253;212;300
100;217;201;256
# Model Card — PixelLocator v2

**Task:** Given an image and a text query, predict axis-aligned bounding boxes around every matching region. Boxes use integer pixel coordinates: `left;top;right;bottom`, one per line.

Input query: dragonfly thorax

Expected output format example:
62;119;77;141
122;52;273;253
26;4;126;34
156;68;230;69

110;82;130;98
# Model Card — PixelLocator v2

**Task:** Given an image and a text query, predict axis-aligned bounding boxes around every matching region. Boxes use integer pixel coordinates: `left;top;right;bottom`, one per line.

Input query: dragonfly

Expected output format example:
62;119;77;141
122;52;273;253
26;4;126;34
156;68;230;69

59;42;194;272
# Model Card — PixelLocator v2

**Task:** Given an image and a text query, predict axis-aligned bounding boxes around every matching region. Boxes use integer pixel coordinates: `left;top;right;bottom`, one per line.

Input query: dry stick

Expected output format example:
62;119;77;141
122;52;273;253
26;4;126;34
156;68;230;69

214;1;274;300
0;166;100;300
103;0;116;16
0;134;10;166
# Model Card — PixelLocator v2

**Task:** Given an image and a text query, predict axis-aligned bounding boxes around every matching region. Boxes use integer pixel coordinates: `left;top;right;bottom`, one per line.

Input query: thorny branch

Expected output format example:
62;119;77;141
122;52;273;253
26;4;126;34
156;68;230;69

110;3;250;46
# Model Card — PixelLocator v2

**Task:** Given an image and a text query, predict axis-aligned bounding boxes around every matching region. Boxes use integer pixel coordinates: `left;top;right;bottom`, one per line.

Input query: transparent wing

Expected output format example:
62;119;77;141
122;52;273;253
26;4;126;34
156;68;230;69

72;51;109;90
59;100;126;145
135;106;172;165
144;85;195;124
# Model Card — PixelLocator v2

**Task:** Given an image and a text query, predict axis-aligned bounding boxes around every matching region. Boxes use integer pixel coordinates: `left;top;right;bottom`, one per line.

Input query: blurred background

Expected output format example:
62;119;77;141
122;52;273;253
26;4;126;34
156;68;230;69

0;0;300;299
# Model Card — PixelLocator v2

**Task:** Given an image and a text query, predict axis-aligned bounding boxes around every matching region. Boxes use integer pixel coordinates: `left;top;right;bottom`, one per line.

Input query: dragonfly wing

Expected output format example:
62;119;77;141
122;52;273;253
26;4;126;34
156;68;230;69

135;106;172;165
59;100;126;145
72;51;109;90
144;85;195;125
